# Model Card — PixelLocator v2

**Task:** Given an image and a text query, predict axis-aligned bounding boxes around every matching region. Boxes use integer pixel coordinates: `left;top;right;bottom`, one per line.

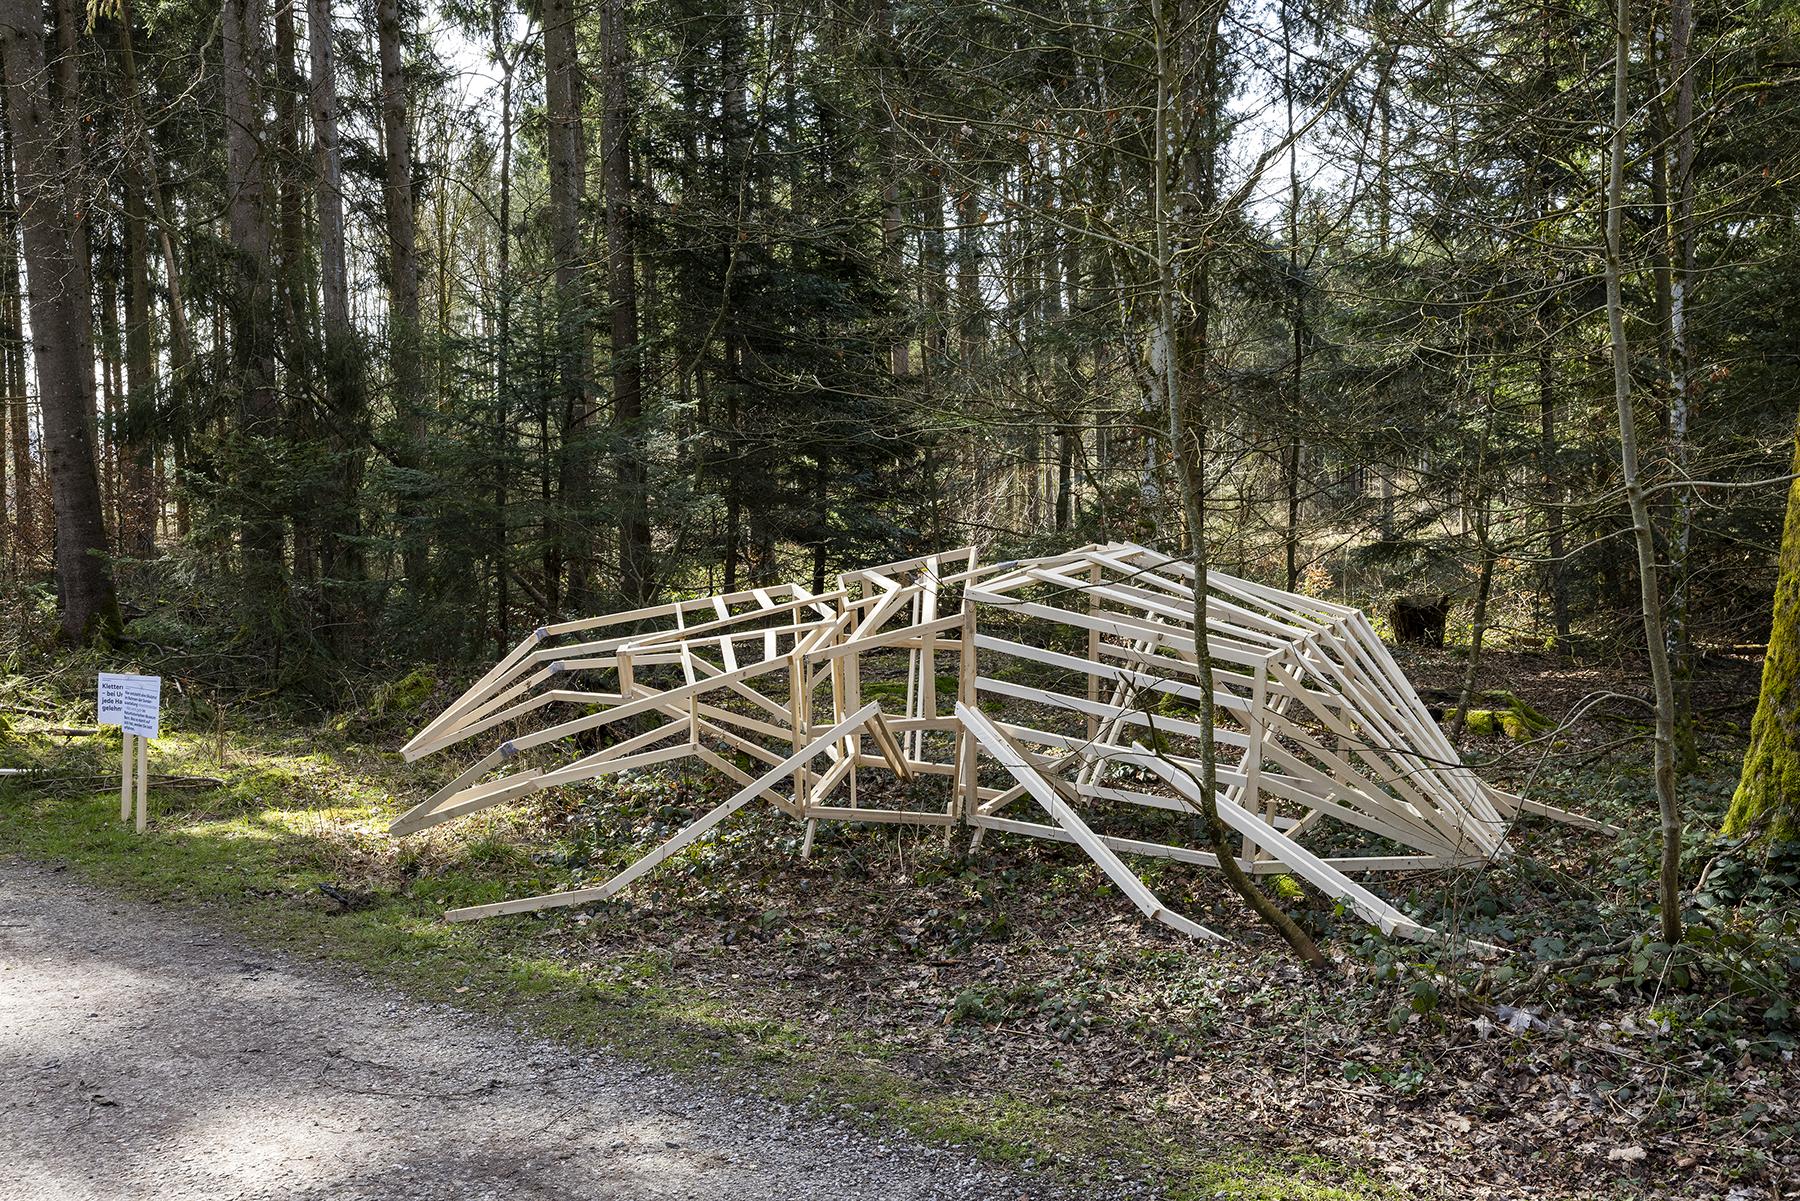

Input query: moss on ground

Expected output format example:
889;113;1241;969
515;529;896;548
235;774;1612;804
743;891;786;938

1450;690;1552;741
0;724;1395;1201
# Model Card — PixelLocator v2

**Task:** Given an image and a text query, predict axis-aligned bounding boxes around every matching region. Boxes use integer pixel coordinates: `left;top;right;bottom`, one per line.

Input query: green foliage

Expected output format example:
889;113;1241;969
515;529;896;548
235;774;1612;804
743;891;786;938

947;980;1095;1042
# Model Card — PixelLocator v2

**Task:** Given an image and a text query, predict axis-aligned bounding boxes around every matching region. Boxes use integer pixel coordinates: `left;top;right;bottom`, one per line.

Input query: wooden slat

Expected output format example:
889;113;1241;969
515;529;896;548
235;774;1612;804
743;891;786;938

443;702;888;922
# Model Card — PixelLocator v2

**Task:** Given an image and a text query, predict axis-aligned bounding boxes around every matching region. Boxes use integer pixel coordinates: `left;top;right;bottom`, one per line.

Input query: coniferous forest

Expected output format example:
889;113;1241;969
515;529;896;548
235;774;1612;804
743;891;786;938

4;0;1800;1196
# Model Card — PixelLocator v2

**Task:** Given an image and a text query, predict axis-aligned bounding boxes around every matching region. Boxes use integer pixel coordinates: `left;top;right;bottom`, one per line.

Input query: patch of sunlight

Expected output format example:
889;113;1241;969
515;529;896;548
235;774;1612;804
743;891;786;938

252;805;383;832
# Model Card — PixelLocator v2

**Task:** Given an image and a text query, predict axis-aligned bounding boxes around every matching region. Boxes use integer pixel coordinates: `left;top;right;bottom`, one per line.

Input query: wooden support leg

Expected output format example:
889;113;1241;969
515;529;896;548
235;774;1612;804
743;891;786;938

120;733;134;821
442;702;887;922
134;736;148;833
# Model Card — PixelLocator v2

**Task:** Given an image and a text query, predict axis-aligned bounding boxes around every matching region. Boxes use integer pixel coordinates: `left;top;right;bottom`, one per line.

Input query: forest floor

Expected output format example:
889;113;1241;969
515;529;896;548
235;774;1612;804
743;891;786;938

2;644;1797;1200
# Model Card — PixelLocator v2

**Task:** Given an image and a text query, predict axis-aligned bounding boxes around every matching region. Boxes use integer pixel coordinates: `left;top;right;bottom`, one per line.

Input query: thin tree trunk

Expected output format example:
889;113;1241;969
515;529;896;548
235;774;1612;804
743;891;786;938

223;0;286;620
1282;0;1303;593
122;154;155;557
1667;0;1697;771
544;0;591;610
493;17;513;640
0;97;25;556
602;0;650;604
50;0;96;468
1538;339;1569;640
874;0;909;377
113;0;192;546
1450;517;1496;741
1604;0;1683;944
0;0;120;640
273;0;315;582
1156;0;1324;969
97;239;121;543
308;0;365;597
378;0;428;593
955;185;983;358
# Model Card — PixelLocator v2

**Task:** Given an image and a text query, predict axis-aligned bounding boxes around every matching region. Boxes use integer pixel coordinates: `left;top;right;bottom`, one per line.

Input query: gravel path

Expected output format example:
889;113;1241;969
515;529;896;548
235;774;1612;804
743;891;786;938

0;856;1047;1201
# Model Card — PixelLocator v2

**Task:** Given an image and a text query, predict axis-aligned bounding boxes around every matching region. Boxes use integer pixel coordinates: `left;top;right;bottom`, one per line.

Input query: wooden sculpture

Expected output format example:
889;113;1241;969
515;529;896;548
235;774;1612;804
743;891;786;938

399;543;1610;938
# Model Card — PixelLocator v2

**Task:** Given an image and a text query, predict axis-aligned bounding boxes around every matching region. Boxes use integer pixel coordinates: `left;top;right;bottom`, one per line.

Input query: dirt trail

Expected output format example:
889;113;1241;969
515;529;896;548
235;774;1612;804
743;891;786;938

0;856;1050;1201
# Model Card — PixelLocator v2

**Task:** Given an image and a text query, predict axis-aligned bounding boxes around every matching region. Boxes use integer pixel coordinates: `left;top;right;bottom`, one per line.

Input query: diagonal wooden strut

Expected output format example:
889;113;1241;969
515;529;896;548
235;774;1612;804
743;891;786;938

442;702;888;922
956;703;1224;942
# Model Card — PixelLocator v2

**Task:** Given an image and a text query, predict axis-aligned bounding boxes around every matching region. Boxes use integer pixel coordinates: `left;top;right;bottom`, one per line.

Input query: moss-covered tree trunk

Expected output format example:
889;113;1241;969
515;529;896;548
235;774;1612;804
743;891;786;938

1725;426;1800;846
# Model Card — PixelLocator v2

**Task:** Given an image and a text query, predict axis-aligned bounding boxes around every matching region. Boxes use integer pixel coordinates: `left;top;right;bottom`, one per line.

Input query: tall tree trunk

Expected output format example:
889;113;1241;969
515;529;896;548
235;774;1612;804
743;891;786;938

716;1;749;595
602;0;650;604
121;143;155;557
1538;338;1570;641
1604;0;1683;944
1666;0;1697;772
955;185;983;358
97;238;121;543
273;0;316;582
923;175;949;374
113;0;192;549
308;0;365;599
1450;511;1497;740
49;0;96;467
1725;413;1800;847
378;0;428;593
491;14;514;641
874;0;909;377
1282;0;1303;593
0;0;120;640
223;0;287;626
544;0;592;611
1156;0;1324;968
1;99;27;555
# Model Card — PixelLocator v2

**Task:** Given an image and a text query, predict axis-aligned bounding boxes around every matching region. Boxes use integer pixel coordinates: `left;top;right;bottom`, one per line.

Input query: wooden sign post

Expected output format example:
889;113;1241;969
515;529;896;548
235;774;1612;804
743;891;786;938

98;673;161;833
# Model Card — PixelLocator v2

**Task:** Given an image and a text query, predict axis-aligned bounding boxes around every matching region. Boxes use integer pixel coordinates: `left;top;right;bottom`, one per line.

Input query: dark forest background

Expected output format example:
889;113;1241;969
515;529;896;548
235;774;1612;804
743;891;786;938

1;0;1796;723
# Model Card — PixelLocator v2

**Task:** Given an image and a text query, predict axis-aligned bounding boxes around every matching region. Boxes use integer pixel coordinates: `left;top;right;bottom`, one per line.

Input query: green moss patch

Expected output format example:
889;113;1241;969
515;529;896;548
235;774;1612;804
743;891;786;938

1450;690;1552;741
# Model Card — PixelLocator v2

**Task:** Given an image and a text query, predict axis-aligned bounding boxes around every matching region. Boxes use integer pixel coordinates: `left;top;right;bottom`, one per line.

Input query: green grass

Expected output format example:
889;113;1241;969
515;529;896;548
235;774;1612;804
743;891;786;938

0;726;1396;1201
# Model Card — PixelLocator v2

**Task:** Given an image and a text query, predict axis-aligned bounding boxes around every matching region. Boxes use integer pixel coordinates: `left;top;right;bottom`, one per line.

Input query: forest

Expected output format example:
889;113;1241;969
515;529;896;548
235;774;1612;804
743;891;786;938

2;0;1800;1197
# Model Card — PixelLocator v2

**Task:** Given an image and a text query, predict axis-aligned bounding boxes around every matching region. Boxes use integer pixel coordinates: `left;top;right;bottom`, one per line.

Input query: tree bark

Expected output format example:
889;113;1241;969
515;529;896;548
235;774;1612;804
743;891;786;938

874;0;909;377
378;0;428;593
113;0;194;513
1538;338;1570;642
1157;0;1325;969
223;0;286;622
1;97;27;555
308;0;365;596
0;0;120;640
121;142;155;557
1725;415;1800;847
602;0;650;604
1666;0;1697;772
491;9;514;641
49;0;96;466
544;0;592;610
955;185;983;358
1604;0;1683;944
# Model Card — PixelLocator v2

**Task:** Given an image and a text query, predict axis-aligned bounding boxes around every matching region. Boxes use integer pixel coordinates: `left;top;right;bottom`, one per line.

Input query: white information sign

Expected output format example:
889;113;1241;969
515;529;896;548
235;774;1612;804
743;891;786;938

97;672;132;726
102;672;161;832
106;674;162;739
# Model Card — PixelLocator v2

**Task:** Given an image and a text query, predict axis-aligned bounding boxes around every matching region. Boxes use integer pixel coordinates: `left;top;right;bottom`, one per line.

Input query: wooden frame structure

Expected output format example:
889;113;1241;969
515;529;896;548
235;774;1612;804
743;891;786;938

400;543;1608;938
